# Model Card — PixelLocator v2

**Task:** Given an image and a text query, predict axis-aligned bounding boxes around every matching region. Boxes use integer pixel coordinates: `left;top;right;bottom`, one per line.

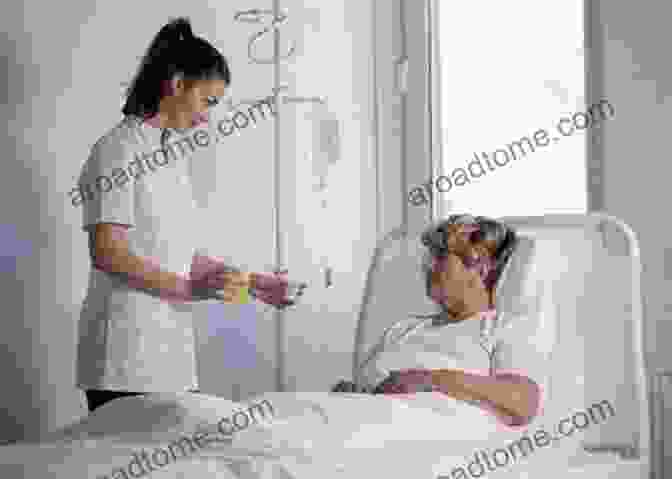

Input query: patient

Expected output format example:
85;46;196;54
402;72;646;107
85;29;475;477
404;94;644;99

332;214;543;428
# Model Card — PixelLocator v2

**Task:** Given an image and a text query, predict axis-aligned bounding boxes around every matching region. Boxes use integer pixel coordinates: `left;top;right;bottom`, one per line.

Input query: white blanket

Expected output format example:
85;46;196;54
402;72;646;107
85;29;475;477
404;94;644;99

0;392;578;479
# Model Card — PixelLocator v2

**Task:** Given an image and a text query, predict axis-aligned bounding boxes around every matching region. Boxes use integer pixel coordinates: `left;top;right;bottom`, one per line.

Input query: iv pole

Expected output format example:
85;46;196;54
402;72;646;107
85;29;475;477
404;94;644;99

233;4;327;392
272;0;286;392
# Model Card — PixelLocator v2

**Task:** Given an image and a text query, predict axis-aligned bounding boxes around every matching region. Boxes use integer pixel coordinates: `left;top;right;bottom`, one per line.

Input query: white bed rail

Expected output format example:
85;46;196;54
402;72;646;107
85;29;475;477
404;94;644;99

497;213;648;466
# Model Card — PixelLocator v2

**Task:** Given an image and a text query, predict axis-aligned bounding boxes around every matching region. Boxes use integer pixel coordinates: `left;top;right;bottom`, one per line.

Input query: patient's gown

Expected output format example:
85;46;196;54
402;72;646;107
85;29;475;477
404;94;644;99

362;312;493;386
359;308;553;421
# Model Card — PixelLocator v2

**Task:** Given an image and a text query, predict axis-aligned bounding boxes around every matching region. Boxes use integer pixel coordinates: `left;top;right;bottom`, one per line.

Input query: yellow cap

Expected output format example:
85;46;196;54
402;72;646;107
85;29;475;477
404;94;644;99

237;285;250;304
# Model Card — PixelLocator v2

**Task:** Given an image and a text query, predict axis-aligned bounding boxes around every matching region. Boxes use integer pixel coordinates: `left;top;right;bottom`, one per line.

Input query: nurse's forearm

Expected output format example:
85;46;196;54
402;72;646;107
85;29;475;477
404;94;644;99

90;223;201;302
191;254;260;294
190;253;260;290
94;251;194;302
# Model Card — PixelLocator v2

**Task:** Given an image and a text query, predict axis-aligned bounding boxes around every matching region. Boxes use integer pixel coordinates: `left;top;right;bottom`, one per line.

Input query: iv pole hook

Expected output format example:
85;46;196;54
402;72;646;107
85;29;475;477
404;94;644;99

234;8;296;64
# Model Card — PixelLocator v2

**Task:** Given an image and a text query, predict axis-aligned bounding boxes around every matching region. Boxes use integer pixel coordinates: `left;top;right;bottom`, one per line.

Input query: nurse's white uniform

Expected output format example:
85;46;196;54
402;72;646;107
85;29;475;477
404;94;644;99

76;115;207;392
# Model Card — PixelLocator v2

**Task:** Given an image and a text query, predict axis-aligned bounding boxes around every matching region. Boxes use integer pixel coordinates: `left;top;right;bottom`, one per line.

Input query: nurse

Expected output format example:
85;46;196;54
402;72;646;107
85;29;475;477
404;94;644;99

75;17;296;412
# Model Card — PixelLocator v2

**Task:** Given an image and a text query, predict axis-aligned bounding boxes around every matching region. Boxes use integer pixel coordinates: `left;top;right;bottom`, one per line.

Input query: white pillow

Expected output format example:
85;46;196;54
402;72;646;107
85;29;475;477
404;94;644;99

495;236;540;317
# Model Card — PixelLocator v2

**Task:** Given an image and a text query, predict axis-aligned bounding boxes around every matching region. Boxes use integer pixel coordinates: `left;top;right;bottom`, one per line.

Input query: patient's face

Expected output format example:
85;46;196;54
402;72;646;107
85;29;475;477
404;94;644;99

429;253;492;320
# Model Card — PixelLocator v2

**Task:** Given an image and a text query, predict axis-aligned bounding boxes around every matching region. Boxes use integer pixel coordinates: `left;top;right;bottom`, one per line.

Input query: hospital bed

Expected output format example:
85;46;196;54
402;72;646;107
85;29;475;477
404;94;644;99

354;212;650;479
0;213;650;479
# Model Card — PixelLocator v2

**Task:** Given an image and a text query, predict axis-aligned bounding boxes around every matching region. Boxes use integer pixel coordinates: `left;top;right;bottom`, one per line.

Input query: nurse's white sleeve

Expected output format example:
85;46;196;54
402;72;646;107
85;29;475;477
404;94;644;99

81;136;135;230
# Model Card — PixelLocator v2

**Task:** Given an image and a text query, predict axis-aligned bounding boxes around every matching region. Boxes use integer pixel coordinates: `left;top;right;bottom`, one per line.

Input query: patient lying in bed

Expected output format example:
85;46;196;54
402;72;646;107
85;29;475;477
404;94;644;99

333;214;547;428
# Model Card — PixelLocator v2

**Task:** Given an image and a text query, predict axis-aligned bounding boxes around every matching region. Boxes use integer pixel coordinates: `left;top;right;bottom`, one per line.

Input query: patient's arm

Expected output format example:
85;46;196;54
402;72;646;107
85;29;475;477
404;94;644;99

431;369;541;426
376;368;540;426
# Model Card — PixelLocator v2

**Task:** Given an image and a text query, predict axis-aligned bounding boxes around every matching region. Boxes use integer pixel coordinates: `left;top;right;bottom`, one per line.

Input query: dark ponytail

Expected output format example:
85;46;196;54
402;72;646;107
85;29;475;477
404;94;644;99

122;17;231;118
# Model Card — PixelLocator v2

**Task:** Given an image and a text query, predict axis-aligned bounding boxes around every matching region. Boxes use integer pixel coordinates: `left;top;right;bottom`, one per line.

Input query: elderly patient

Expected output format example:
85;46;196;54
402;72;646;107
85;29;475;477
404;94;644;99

333;214;543;428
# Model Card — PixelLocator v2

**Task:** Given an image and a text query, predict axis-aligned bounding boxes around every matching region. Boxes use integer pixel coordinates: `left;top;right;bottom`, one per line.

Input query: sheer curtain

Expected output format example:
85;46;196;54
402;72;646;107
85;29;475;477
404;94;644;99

434;0;588;218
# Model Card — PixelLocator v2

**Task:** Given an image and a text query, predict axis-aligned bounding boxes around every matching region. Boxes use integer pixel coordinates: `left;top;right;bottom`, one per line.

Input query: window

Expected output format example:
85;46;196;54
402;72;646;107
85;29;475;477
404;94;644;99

433;0;588;218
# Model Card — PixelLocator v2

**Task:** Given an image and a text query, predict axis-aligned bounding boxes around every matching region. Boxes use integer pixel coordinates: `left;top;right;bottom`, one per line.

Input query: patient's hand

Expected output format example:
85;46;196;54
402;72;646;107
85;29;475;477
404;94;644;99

373;369;476;400
433;370;542;427
373;369;437;394
331;380;373;393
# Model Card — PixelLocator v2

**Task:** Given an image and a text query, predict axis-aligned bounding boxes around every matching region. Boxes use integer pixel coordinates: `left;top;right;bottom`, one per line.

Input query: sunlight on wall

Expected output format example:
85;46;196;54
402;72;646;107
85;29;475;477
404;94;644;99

437;0;588;218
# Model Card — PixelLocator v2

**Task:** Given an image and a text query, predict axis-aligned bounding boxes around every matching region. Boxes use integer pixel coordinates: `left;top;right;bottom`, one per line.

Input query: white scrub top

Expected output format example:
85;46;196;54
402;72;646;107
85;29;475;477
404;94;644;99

75;115;207;392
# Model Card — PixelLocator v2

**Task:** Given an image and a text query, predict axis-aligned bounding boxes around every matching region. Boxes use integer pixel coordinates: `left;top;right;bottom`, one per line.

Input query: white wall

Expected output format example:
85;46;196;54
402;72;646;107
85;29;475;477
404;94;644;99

588;1;668;372
588;2;671;474
0;0;383;441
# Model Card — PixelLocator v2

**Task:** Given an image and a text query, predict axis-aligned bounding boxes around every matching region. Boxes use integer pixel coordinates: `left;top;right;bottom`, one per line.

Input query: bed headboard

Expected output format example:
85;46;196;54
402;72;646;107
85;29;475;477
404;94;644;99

353;213;649;471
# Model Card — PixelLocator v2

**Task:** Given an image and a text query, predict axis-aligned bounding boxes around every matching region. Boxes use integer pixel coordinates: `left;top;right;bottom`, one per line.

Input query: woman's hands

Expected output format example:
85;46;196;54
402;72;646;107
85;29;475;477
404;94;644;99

250;271;307;309
189;255;251;303
190;269;251;303
189;255;306;307
191;269;292;306
331;379;374;393
373;369;469;397
373;369;436;394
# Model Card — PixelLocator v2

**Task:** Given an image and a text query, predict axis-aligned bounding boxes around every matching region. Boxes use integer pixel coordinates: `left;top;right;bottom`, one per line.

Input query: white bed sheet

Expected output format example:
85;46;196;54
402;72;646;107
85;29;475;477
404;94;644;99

0;392;581;479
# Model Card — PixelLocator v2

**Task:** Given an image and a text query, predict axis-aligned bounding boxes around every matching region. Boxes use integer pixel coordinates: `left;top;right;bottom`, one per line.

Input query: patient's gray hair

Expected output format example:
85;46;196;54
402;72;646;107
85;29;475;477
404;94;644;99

420;214;518;290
